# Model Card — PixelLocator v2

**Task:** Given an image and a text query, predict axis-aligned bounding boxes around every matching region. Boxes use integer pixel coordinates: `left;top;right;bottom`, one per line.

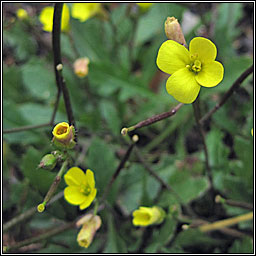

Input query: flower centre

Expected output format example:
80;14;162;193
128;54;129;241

57;126;67;135
186;55;202;74
80;184;91;196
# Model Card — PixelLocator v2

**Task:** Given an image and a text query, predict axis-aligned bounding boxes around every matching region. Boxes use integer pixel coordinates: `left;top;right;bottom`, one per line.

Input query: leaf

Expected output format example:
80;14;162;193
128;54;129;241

86;138;117;197
99;100;121;135
21;58;57;101
21;147;56;195
134;3;185;46
228;236;253;253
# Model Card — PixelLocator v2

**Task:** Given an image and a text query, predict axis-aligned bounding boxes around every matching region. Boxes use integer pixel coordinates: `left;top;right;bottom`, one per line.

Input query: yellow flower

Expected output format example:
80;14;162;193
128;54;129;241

64;167;97;210
73;57;90;78
16;8;28;20
71;3;101;22
251;128;253;136
156;37;224;104
136;3;154;11
132;206;166;226
52;122;76;149
39;4;70;32
76;214;102;248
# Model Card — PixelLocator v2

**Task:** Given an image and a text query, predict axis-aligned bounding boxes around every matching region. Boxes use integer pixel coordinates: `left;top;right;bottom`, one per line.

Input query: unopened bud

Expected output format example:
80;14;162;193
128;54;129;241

56;64;63;71
182;224;189;230
165;17;186;46
16;8;28;20
73;57;90;78
132;134;139;143
121;128;128;136
37;203;45;213
38;154;57;170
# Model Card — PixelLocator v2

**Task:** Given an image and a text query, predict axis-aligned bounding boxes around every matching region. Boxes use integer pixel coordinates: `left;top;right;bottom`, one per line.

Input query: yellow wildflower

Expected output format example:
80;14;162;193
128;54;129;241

64;167;97;210
73;57;90;78
156;37;224;104
136;3;154;11
39;4;70;32
71;3;101;22
16;8;28;20
132;206;166;226
76;214;102;248
251;128;253;136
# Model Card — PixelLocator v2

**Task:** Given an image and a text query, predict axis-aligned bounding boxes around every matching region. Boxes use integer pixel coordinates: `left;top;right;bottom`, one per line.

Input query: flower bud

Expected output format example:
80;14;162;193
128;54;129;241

38;154;57;170
251;128;253;136
52;122;76;150
164;17;186;46
16;8;28;20
73;57;90;78
76;214;102;248
132;206;166;227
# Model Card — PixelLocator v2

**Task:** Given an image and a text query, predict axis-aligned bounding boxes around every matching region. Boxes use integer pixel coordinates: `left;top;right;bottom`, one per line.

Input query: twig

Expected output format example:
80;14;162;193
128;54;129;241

215;195;253;210
53;3;75;127
192;98;214;195
121;103;183;135
3;123;51;134
38;160;68;212
101;141;136;202
5;220;76;252
200;64;253;124
3;191;63;233
198;212;253;232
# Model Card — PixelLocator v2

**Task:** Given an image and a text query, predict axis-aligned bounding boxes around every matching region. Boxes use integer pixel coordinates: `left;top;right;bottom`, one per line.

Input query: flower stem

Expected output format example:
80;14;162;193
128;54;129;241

200;64;253;124
38;160;68;211
192;98;214;196
4;220;76;252
3;191;63;232
215;195;253;210
53;3;76;127
121;103;183;135
199;212;253;232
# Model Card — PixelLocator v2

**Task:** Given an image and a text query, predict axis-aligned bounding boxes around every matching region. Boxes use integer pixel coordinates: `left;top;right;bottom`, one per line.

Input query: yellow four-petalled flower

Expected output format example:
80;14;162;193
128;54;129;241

156;37;224;104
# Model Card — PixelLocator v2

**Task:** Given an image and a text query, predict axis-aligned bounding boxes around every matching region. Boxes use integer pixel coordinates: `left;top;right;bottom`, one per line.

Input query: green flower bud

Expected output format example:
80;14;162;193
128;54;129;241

38;154;57;170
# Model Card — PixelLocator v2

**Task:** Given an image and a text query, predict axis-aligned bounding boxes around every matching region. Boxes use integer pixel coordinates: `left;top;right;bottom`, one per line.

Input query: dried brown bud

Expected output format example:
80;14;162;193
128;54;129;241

164;17;186;46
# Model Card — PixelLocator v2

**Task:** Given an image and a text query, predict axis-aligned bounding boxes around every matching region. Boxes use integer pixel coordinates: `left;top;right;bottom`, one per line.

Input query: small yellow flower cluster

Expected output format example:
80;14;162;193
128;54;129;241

39;3;102;32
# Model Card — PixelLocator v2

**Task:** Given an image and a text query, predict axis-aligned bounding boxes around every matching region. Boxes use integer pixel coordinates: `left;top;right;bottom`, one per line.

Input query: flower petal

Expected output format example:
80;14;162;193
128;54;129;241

156;40;190;75
166;68;201;104
64;186;86;205
196;61;224;87
64;167;86;186
85;169;95;188
71;3;100;22
189;37;217;63
79;188;97;210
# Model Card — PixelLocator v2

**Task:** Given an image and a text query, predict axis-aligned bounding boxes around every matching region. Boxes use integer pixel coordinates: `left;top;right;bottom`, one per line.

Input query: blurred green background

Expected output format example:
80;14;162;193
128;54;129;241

3;2;254;253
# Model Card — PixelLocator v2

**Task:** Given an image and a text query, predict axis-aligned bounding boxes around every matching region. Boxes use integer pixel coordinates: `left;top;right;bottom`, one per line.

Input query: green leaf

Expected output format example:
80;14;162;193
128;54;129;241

99;100;121;135
86;138;117;197
228;236;253;253
70;18;110;62
21;147;56;195
134;3;185;46
21;58;57;101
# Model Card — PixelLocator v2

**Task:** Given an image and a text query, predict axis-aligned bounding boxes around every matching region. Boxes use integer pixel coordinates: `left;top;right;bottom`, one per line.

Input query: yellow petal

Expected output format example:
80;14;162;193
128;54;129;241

166;68;201;104
39;4;69;32
61;4;70;32
64;167;86;186
79;188;97;210
195;61;224;87
189;37;217;63
64;186;86;205
71;3;101;22
156;40;190;75
85;169;95;188
39;6;54;32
